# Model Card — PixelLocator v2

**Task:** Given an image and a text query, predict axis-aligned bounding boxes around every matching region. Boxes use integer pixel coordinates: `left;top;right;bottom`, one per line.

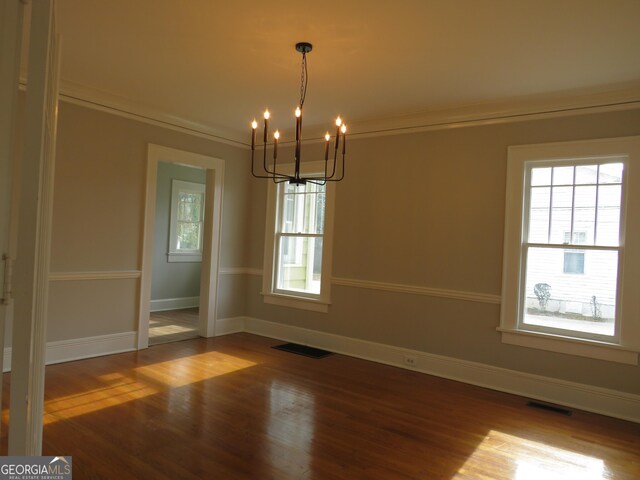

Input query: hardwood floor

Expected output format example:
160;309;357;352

148;308;199;345
2;333;638;479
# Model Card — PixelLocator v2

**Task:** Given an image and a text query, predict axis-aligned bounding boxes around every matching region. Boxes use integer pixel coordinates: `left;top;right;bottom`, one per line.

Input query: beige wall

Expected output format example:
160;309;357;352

246;108;640;395
12;95;640;396
46;101;250;341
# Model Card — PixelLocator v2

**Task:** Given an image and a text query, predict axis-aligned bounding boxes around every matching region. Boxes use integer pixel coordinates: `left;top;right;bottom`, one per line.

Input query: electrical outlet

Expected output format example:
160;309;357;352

402;355;417;367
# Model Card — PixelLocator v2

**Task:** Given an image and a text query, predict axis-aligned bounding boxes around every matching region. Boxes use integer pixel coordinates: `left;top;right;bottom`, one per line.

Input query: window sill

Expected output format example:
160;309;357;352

497;327;639;365
167;252;202;263
261;292;329;313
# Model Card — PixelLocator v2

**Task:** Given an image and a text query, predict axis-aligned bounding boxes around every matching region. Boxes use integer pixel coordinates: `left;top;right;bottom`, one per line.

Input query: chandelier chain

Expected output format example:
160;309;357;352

299;51;308;108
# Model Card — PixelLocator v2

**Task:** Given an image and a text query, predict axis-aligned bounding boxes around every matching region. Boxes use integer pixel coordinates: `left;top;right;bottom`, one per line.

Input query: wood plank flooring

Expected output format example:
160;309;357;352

148;308;199;345
1;333;638;479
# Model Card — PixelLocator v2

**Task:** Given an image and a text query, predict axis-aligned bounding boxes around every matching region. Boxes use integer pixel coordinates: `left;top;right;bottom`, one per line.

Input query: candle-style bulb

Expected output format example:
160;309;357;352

295;107;301;118
335;116;342;127
324;132;330;161
274;130;280;140
341;124;347;134
264;109;270;120
251;119;258;129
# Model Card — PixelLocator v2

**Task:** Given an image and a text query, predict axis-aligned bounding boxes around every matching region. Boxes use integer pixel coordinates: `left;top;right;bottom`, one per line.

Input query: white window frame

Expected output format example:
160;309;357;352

168;179;205;263
500;137;640;365
262;161;336;313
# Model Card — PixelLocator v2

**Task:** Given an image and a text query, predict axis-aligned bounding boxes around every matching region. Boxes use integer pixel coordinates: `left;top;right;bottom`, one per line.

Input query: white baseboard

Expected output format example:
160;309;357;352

4;316;636;423
243;317;640;423
215;317;245;336
150;296;200;312
3;331;137;372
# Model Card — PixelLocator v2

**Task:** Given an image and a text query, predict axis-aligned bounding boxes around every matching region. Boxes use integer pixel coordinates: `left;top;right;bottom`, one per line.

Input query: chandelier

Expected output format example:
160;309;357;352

250;42;347;185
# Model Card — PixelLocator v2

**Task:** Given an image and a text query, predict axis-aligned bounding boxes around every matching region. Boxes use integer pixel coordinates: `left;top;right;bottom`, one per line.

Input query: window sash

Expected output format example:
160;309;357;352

273;233;324;298
273;183;325;299
169;180;205;257
523;158;624;248
518;243;621;342
519;159;625;343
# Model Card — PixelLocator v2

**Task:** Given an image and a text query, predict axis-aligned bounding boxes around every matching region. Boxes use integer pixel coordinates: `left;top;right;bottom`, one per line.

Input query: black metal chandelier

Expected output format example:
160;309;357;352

250;42;346;185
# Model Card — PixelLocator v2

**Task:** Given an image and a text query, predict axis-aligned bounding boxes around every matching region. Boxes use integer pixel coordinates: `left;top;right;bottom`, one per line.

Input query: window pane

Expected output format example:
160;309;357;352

177;222;201;251
596;185;621;246
528;187;550;243
284;183;299;194
552;166;574;185
598;163;623;184
531;167;551;186
178;193;202;222
523;247;617;336
575;165;598;185
282;185;324;234
277;236;322;294
572;185;596;245
549;186;572;244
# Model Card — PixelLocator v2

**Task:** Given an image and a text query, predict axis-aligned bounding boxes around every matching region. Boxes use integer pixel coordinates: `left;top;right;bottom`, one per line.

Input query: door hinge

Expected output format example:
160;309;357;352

1;254;13;305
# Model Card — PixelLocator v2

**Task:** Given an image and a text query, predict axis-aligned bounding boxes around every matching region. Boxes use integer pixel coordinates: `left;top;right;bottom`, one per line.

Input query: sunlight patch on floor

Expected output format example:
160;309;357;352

456;430;607;480
41;352;257;424
43;373;158;425
134;351;257;387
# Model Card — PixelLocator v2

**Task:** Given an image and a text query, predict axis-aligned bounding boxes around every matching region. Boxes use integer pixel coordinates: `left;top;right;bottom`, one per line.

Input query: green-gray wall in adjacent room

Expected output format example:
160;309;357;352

151;161;206;303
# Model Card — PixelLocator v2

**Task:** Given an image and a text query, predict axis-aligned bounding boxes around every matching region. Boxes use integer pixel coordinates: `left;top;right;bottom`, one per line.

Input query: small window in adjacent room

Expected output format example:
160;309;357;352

500;137;640;365
262;162;336;312
168;179;205;262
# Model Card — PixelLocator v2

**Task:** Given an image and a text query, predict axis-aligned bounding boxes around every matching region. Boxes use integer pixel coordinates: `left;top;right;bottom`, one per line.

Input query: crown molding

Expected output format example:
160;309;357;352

20;78;250;148
20;77;640;147
344;84;640;140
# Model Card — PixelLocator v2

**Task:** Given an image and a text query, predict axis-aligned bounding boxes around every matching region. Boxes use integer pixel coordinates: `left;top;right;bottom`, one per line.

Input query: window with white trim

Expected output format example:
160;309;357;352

500;137;640;365
168;179;205;262
262;162;335;312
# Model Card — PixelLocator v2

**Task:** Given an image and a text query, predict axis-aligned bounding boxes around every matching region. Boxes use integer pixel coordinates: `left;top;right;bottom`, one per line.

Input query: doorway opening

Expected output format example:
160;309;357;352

138;145;225;349
148;161;205;345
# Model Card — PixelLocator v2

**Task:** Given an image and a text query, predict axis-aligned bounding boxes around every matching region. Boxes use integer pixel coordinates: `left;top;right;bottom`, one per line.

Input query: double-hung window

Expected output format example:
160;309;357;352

500;137;640;365
263;162;335;312
168;179;205;262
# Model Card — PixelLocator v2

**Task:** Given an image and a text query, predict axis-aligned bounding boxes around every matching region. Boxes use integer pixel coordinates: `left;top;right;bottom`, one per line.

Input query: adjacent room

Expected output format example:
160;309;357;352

1;1;639;478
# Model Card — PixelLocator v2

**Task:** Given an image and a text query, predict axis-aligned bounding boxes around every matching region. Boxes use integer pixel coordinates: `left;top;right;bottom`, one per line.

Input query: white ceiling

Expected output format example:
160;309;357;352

49;0;640;143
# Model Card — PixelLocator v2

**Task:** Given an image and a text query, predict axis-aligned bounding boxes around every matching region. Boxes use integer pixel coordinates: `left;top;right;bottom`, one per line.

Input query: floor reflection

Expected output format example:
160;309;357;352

266;380;315;478
458;430;608;480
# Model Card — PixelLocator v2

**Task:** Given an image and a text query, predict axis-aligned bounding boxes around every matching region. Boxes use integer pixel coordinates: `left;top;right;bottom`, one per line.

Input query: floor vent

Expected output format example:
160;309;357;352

272;343;334;359
527;401;573;416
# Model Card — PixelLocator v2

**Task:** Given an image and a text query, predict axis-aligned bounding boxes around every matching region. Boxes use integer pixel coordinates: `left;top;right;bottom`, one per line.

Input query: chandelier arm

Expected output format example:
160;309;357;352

321;152;346;182
273;177;291;184
260;140;288;178
326;146;339;179
252;147;288;180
